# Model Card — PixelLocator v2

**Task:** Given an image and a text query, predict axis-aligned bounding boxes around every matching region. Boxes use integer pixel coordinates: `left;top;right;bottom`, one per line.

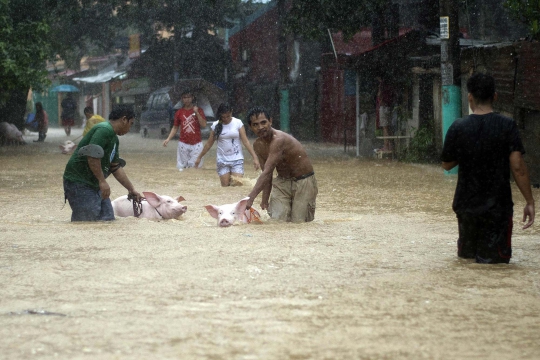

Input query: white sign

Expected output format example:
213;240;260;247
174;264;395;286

441;63;453;86
440;17;450;39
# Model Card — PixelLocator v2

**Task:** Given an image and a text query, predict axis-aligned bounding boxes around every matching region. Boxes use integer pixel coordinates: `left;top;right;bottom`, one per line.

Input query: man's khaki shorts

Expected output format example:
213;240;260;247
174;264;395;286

268;174;318;222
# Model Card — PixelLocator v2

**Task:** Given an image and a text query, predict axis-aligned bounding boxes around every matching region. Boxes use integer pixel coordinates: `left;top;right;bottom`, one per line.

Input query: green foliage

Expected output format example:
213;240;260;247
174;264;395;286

115;0;243;44
0;0;51;105
285;0;386;40
504;0;540;40
402;126;439;163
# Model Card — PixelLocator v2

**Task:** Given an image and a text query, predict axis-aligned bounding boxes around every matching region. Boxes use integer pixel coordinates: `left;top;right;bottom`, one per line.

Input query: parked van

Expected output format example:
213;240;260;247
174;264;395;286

139;87;174;138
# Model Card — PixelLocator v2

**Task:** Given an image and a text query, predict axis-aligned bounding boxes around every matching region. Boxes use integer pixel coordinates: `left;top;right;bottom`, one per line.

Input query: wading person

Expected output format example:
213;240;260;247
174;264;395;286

33;102;48;142
441;72;535;264
245;106;318;222
61;93;77;136
194;103;260;186
162;89;207;171
82;106;105;136
63;107;141;222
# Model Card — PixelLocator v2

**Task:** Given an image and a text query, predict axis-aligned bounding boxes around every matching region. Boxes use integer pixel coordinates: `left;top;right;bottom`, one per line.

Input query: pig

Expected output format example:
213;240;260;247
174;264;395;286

204;197;262;227
0;122;25;145
112;191;187;220
59;140;77;154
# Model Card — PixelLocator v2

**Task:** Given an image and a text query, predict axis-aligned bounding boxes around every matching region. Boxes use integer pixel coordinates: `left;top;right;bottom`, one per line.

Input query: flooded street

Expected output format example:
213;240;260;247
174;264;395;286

1;128;539;359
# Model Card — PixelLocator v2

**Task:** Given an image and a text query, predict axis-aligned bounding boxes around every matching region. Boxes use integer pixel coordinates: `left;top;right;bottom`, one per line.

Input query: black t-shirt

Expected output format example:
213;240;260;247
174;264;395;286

441;113;525;216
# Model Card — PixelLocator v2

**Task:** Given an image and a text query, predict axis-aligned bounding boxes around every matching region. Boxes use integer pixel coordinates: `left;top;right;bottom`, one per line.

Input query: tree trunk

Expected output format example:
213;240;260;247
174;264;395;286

0;89;28;130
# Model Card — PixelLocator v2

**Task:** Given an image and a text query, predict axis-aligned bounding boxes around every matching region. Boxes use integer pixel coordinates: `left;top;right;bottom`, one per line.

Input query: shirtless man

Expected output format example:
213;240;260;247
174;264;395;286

245;107;318;222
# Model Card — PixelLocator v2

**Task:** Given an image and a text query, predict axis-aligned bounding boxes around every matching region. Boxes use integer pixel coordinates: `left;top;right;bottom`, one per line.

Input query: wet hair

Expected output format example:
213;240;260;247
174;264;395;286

83;106;93;115
214;103;233;139
467;73;496;104
181;89;193;97
109;106;135;121
246;106;271;125
180;89;196;104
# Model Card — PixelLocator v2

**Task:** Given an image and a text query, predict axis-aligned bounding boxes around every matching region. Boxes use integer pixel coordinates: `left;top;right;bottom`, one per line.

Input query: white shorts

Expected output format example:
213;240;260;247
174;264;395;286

379;106;391;127
216;160;244;176
177;141;203;170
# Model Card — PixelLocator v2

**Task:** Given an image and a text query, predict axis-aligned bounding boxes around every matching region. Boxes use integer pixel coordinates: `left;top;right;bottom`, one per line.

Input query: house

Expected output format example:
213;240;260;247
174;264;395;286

228;0;322;140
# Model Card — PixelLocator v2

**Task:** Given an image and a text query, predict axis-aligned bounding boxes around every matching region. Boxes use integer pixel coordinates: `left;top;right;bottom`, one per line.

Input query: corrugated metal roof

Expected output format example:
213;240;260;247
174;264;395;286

73;70;126;84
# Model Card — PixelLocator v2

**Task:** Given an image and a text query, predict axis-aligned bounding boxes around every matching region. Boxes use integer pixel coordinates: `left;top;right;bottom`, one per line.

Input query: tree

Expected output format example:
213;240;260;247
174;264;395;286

504;0;540;40
284;0;386;41
0;0;51;107
0;0;245;128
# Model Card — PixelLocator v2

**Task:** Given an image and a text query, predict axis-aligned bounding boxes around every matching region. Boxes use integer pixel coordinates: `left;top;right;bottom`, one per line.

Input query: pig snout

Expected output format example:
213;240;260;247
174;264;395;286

143;192;187;219
204;197;250;227
219;217;234;227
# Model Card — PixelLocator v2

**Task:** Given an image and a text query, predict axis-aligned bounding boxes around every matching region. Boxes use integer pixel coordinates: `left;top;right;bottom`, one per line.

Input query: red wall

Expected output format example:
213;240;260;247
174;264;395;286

320;69;345;142
229;8;280;83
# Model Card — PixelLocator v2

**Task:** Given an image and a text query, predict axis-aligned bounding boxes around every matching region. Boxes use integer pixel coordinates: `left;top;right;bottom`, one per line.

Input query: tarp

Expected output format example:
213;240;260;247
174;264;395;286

73;70;126;84
50;84;79;92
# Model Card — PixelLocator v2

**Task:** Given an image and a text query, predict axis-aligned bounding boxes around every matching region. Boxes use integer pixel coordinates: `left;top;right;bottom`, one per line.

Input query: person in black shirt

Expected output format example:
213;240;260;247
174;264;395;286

441;73;535;264
61;93;77;136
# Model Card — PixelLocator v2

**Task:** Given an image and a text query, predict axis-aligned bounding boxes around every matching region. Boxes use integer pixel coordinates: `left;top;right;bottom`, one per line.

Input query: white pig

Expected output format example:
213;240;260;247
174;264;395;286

0;122;25;145
204;197;262;227
112;191;187;219
59;140;77;154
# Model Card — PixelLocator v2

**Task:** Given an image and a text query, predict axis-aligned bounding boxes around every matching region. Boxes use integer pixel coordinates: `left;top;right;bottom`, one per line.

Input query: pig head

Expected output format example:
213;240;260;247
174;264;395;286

112;191;187;219
59;140;77;154
204;197;253;227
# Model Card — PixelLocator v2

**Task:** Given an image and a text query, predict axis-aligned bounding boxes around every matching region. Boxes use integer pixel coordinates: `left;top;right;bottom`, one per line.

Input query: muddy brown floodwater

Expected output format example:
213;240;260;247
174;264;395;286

1;128;540;359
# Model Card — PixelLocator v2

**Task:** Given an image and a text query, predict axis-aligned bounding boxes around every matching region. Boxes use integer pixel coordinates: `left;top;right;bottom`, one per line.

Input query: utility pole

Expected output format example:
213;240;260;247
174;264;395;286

277;0;290;133
440;0;461;174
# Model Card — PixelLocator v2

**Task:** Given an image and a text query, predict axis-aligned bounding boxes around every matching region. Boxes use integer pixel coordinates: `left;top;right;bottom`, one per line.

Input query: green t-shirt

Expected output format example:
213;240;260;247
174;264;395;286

63;122;120;189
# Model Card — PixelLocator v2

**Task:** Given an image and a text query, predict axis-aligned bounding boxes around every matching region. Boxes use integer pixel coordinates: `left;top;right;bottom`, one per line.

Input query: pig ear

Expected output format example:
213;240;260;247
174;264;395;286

236;197;250;214
177;196;186;202
204;205;220;219
143;192;162;207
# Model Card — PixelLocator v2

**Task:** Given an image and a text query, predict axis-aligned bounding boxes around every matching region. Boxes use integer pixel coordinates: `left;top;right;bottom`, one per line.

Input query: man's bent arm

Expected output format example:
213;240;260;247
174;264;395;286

442;160;458;171
247;143;282;208
510;151;535;229
112;167;141;201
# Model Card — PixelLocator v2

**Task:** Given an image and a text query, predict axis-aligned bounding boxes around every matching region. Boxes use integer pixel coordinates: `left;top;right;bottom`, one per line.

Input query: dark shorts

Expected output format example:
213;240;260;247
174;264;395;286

457;213;513;264
63;179;115;222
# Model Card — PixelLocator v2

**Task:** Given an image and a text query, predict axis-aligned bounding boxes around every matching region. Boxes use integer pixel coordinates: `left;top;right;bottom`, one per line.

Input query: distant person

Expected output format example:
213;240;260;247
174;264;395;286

33;102;48;142
245;106;318;222
63;107;141;222
162;89;207;171
61;93;77;136
195;103;260;186
441;72;535;264
82;106;105;136
377;77;395;151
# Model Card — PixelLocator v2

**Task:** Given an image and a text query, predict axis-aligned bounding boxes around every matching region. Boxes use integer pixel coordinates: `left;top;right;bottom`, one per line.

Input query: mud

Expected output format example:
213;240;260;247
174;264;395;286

1;128;539;359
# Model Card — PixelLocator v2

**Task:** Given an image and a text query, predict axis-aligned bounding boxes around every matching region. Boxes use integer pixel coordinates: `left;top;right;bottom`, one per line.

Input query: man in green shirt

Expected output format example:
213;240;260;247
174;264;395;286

63;107;142;221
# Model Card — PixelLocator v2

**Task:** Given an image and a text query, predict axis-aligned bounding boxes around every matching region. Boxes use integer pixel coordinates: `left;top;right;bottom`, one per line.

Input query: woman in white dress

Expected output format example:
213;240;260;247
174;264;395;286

195;103;260;186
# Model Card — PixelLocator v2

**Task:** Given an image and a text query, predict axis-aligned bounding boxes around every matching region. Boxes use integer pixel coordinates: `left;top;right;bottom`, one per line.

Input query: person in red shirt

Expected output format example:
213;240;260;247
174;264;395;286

163;90;207;171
